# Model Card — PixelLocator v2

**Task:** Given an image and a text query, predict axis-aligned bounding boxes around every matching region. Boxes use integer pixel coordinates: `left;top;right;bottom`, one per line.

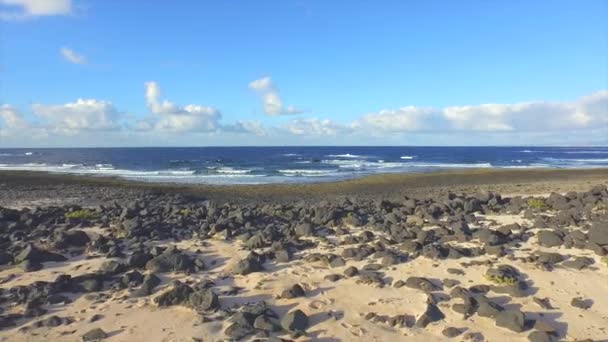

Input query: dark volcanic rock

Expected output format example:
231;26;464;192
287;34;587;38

225;322;255;340
280;284;305;299
405;277;441;292
528;331;553;342
82;328;108;341
536;230;563;247
571;297;593;309
154;282;193;307
344;266;359;277
281;309;309;332
134;274;161;297
145;249;193;273
230;252;264;275
294;222;314;237
14;244;67;264
127;252;153;269
495;309;526;332
588;222;608;246
188;289;219;311
442;327;463;338
415;303;445;328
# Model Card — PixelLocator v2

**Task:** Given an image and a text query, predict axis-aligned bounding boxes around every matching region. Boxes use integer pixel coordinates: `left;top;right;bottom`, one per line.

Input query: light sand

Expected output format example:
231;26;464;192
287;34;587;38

1;213;607;342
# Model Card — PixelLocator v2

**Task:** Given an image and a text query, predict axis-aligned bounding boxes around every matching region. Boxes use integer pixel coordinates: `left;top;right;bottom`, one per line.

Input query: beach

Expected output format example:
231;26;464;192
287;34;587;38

0;168;607;341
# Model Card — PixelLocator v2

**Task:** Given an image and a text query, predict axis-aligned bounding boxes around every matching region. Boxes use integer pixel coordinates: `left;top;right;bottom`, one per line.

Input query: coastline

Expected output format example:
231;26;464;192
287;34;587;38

1;168;608;206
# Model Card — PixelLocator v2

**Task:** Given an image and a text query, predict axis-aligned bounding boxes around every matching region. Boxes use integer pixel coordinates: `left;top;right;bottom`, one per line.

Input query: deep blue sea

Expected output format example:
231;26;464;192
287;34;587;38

0;146;607;184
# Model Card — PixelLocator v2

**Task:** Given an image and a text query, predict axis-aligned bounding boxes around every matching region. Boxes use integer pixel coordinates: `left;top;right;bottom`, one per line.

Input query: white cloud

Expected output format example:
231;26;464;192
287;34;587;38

284;118;350;136
223;120;266;136
60;47;86;65
0;104;30;131
1;0;71;20
0;104;47;139
32;99;120;135
249;77;304;116
352;107;437;133
142;81;221;133
442;91;608;132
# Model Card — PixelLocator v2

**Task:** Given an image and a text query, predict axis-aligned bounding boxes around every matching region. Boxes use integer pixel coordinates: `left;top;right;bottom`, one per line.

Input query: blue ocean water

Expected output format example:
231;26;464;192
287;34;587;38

0;146;607;184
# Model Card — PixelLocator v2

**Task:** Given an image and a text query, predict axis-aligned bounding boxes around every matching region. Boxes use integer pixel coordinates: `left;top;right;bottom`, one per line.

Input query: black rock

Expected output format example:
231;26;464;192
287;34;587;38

324;274;341;282
528;331;553;342
42;315;63;327
405;277;441;292
127;252;153;269
415;303;445;328
154;282;193;306
230;253;264;275
0;253;12;266
134;274;161;297
536;230;563;247
145;249;193;273
280;284;305;299
294;222;314;237
588;222;608;246
254;315;279;332
442;327;463;338
344;266;359;277
99;260;127;275
188;289;219;311
477;297;504;318
60;230;90;248
495;309;526;332
18;260;43;272
224;322;255;340
561;257;594;270
281;309;309;332
82;328;108;341
571;297;592;309
14;244;67;264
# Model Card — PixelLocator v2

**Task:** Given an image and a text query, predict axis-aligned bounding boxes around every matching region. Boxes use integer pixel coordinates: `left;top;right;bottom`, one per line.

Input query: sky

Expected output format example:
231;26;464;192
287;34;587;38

0;0;606;147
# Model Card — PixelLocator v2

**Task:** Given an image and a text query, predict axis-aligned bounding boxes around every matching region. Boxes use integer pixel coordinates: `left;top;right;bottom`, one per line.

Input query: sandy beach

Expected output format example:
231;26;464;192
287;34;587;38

0;169;607;341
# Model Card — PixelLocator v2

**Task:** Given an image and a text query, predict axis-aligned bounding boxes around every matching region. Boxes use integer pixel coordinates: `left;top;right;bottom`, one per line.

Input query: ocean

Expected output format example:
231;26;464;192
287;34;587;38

0;146;607;185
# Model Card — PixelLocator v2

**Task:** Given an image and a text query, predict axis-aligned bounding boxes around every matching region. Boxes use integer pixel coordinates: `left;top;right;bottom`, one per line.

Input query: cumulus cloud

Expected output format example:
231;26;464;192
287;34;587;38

60;47;86;65
0;104;30;131
141;81;221;133
442;90;608;132
0;104;47;138
1;0;71;20
32;99;120;135
284;118;350;136
223;120;266;136
352;107;438;133
249;77;304;116
277;91;607;142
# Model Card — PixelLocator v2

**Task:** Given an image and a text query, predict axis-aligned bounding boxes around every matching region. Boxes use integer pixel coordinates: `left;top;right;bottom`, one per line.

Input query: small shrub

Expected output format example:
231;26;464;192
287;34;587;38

65;209;98;220
178;208;192;216
484;274;517;285
527;198;549;211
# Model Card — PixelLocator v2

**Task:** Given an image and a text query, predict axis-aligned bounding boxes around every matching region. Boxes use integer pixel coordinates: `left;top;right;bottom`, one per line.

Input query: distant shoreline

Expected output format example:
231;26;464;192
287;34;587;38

1;168;607;205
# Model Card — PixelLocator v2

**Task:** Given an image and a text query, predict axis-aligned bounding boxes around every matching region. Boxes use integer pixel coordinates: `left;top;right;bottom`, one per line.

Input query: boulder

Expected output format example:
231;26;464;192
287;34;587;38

281;309;309;332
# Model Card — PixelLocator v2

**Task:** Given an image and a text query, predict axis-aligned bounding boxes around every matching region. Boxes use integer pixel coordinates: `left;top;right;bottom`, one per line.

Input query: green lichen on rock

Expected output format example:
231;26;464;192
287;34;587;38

65;209;98;220
527;198;549;211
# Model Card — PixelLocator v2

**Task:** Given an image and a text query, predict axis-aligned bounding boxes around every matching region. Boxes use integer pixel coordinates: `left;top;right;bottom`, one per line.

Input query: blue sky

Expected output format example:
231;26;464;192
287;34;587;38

0;0;606;147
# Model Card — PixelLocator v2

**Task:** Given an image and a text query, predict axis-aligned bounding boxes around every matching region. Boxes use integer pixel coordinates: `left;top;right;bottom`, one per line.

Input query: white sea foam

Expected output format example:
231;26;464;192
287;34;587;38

278;169;337;175
326;153;365;158
400;156;416;159
213;167;252;174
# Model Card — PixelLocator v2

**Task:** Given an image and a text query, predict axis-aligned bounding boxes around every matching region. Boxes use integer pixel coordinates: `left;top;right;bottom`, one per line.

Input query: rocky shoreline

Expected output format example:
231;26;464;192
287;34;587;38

0;171;607;341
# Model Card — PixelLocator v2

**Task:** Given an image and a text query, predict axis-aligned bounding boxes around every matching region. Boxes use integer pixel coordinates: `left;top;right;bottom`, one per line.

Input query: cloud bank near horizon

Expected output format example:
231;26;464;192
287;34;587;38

1;84;606;147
